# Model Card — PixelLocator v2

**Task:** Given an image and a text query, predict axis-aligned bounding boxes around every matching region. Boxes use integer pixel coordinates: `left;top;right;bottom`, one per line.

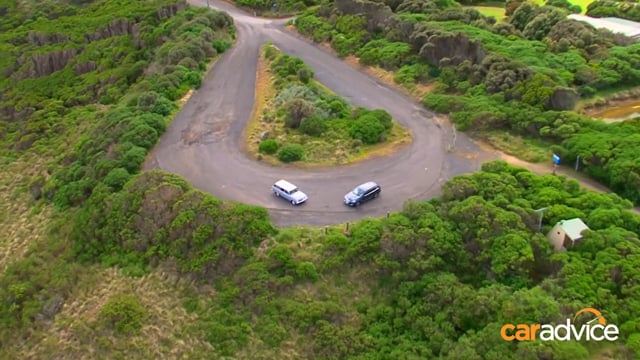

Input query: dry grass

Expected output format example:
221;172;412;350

0;154;52;272
178;89;194;106
25;266;212;359
243;47;280;157
343;55;436;102
480;131;551;164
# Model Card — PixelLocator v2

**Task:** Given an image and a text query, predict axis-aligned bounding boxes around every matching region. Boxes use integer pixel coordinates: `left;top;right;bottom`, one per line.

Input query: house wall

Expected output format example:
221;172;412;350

547;224;567;251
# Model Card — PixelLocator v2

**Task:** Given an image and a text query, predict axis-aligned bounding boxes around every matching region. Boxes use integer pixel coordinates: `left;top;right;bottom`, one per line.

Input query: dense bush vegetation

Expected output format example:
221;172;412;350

99;294;149;335
294;0;640;204
277;143;305;162
587;0;640;21
233;0;322;15
11;161;640;358
255;43;404;164
0;0;236;353
3;0;640;357
258;138;280;154
73;171;276;275
31;4;235;208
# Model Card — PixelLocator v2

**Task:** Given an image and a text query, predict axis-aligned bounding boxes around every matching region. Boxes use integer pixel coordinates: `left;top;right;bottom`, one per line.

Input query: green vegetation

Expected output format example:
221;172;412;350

0;0;236;356
587;0;640;21
294;0;640;203
251;43;410;165
472;5;508;20
2;0;640;358
9;159;640;358
233;0;322;15
99;294;149;335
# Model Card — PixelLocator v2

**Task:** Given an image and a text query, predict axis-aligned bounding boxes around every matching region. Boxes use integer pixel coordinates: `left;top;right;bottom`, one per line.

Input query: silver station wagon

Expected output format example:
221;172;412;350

272;179;308;205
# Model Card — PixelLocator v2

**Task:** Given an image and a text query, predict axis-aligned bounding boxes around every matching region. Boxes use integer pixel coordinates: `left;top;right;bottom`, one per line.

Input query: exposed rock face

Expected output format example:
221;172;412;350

85;18;140;42
29;48;78;78
546;87;578;111
419;32;486;66
335;0;393;31
156;2;187;20
74;61;97;75
28;31;69;46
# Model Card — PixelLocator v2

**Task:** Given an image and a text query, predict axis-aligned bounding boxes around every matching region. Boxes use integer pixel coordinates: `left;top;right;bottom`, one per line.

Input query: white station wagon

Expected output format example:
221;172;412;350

272;179;308;205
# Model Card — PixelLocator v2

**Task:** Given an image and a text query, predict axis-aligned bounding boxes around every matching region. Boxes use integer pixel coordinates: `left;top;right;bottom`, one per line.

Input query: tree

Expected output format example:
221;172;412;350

509;2;539;31
522;7;567;41
285;98;315;129
349;114;387;144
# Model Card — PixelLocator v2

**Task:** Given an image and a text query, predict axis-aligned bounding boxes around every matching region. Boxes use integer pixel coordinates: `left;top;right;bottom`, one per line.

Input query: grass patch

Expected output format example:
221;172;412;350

0;154;52;272
480;130;552;163
342;55;436;102
245;44;412;167
531;0;592;12
244;47;280;157
24;267;212;358
471;6;506;21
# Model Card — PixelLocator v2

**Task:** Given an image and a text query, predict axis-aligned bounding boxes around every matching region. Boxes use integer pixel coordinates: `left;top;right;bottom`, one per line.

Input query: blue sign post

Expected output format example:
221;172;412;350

552;154;560;175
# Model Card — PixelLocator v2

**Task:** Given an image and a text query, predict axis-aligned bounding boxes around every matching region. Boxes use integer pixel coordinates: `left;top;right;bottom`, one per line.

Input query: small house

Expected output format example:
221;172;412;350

547;218;590;251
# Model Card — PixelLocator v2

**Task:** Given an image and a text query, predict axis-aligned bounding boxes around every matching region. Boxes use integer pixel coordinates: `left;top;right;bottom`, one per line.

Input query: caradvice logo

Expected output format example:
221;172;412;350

500;307;619;341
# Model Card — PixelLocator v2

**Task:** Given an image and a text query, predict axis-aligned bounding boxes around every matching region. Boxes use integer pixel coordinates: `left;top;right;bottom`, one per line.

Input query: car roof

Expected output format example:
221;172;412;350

274;179;298;192
357;181;379;190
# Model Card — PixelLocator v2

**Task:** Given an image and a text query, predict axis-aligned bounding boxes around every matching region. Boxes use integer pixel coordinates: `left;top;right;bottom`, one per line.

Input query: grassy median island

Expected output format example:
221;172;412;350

245;43;412;166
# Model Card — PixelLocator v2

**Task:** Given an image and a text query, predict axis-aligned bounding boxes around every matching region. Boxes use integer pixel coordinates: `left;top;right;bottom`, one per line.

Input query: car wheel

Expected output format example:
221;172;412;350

275;191;279;197
373;192;378;198
355;201;361;207
291;200;296;205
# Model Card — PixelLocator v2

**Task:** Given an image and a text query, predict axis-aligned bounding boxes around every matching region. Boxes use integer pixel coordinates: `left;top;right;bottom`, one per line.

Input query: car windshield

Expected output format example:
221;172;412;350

289;188;298;194
353;187;364;196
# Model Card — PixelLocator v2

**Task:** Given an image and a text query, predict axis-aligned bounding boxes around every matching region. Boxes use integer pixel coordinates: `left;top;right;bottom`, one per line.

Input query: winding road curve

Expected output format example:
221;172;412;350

144;0;497;226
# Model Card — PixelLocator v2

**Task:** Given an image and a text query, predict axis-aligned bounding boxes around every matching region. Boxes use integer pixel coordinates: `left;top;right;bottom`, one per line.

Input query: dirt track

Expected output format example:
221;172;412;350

144;0;498;226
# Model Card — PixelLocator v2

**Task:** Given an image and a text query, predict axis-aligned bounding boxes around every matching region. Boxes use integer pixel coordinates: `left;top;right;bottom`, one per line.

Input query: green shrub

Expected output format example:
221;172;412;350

259;139;279;154
151;96;177;116
299;115;327;136
103;168;131;190
212;39;232;53
137;91;160;110
349;115;386;144
184;71;202;88
296;261;319;281
264;44;278;60
278;144;304;162
99;294;149;335
121;124;159;150
297;67;313;84
121;146;148;173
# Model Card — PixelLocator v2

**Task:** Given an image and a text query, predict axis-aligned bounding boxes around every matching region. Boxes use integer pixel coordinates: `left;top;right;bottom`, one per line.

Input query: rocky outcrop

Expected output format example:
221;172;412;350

28;48;78;78
419;32;486;66
28;31;69;46
546;87;578;111
84;18;140;42
156;2;187;20
74;61;97;75
6;1;186;83
335;0;393;31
